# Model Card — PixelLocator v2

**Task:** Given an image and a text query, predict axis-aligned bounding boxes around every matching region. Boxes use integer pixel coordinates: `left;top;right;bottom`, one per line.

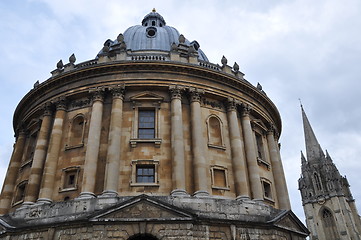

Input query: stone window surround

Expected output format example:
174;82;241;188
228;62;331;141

59;166;80;192
261;177;274;202
130;159;159;187
251;120;271;170
129;93;163;148
13;180;28;206
65;113;87;150
206;114;226;150
210;165;230;190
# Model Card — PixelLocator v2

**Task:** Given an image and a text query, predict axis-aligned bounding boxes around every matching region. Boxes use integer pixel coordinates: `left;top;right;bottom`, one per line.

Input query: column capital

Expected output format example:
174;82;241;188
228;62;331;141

54;97;67;111
109;85;125;99
267;124;275;135
42;102;53;116
90;88;105;102
188;87;204;103
226;97;241;112
241;104;252;117
169;85;184;100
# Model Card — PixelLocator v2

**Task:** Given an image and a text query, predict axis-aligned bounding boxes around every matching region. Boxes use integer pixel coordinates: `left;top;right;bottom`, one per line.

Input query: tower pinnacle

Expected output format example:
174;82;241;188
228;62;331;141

301;105;324;162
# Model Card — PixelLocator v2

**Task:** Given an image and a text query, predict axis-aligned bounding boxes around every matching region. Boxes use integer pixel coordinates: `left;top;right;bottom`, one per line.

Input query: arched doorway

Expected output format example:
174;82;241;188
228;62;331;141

128;233;158;240
321;208;340;240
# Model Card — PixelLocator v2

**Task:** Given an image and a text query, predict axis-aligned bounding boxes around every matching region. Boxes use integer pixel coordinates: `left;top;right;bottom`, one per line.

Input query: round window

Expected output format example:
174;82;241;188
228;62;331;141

146;27;157;38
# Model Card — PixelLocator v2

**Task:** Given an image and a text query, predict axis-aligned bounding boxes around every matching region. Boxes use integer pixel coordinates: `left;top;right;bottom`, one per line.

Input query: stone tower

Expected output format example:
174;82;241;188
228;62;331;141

0;10;308;239
299;105;361;240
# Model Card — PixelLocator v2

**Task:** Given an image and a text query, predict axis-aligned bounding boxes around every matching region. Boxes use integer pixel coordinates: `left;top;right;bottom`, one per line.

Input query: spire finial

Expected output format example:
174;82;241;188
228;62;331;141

301;105;324;162
299;98;303;108
152;8;156;12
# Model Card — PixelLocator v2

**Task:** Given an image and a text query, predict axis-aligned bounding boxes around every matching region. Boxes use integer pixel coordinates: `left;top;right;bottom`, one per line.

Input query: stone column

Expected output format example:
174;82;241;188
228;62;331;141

23;103;53;205
189;88;209;196
169;85;187;196
241;105;263;200
226;98;249;199
267;127;291;209
102;86;124;197
0;129;27;214
79;89;104;198
38;98;67;204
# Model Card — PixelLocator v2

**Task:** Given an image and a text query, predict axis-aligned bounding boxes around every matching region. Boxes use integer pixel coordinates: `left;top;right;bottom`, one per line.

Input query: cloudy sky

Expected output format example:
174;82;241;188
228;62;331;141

1;0;361;222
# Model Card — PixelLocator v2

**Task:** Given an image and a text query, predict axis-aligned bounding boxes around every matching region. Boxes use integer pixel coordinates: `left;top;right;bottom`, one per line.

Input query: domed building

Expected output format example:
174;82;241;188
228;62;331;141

0;10;308;239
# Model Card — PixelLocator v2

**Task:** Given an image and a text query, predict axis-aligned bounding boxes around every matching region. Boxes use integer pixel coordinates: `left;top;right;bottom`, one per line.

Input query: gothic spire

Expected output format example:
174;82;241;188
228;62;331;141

301;105;324;162
301;151;307;165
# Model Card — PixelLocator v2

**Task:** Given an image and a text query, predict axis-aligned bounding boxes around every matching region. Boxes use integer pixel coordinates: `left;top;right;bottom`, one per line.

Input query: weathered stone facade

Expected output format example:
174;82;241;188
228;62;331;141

299;106;361;240
0;10;308;239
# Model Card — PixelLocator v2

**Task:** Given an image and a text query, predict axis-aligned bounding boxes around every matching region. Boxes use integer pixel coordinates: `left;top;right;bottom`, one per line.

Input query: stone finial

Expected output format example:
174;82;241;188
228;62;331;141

57;60;64;69
257;83;262;91
171;42;177;51
179;34;185;44
233;62;239;72
102;45;110;53
33;80;39;89
69;53;76;64
120;42;126;50
117;33;124;43
221;56;227;66
188;45;197;55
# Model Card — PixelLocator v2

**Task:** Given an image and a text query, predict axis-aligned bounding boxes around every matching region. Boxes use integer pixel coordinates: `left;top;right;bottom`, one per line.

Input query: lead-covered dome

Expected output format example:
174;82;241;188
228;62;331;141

98;9;209;61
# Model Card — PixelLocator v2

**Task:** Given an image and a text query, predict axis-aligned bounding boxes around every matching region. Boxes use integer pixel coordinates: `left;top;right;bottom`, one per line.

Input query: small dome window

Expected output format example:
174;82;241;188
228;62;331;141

146;27;157;38
152;21;156;26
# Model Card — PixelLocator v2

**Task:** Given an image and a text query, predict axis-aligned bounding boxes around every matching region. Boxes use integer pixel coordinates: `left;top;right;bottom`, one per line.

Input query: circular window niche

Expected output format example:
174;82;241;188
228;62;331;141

146;27;157;38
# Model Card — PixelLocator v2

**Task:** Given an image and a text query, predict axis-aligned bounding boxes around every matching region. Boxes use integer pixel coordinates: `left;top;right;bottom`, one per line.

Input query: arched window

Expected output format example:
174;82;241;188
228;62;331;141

313;172;322;191
207;115;223;148
67;114;85;148
321;209;339;239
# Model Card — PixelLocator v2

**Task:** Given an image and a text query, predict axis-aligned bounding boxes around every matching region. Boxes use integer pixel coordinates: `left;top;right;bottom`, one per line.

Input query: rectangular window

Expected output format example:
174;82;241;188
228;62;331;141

14;181;27;204
138;110;155;139
213;169;227;188
255;133;265;160
263;181;272;199
136;165;155;183
60;166;80;192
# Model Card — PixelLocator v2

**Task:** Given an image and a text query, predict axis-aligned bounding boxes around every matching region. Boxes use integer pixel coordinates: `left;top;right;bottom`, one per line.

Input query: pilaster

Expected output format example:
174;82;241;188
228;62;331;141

38;97;67;204
226;98;249;199
169;85;187;196
240;104;263;200
189;88;209;196
102;86;125;197
79;89;105;199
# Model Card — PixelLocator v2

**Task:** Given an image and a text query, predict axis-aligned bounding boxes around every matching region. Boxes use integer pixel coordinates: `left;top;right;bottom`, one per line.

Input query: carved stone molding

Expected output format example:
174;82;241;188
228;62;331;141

43;102;53;116
55;97;67;111
241;104;251;117
109;84;125;99
226;98;240;112
169;85;184;100
188;87;204;103
90;88;105;103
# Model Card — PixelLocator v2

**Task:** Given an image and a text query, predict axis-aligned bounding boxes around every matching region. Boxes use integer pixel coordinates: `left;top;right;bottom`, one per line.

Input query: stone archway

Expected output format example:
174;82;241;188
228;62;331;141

128;233;159;240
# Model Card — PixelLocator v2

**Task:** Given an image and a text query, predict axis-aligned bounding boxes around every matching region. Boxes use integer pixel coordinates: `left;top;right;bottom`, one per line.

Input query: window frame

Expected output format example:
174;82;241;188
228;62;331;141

210;165;230;190
206;115;226;150
129;92;164;148
59;166;80;192
13;180;28;206
130;160;159;187
261;178;274;202
65;114;87;150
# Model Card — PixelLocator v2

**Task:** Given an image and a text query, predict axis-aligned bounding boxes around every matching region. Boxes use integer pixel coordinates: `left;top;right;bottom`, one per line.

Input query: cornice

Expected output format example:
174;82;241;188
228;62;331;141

13;61;281;134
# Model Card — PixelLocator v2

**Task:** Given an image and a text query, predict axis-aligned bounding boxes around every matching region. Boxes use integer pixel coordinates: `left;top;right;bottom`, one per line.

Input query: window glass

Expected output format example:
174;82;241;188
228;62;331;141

138;110;155;139
136;165;155;183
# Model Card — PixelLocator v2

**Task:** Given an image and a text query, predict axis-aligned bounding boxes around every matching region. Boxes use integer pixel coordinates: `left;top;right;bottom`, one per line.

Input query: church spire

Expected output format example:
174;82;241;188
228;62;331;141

301;105;324;162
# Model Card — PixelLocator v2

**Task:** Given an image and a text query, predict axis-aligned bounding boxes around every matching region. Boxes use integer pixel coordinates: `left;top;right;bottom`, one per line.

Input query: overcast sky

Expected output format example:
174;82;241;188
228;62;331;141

1;0;360;223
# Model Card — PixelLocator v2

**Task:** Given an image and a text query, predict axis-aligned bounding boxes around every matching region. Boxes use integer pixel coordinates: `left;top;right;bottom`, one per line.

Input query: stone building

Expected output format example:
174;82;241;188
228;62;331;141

0;10;308;239
299;106;361;240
